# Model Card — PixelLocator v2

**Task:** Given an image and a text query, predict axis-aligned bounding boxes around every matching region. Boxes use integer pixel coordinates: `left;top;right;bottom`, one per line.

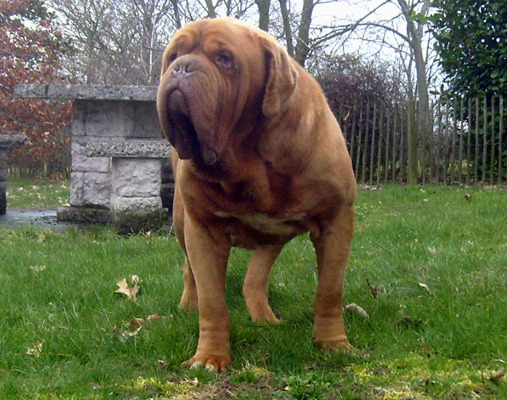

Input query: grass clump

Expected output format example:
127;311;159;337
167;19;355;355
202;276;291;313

0;182;506;399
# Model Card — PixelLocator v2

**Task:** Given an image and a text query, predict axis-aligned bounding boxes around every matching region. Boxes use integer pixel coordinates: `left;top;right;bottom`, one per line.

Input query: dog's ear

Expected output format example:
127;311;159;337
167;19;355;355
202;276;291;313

260;37;298;119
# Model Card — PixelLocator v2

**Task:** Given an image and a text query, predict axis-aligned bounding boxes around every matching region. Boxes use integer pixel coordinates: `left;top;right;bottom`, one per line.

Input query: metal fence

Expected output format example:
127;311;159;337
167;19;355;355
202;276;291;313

338;95;506;185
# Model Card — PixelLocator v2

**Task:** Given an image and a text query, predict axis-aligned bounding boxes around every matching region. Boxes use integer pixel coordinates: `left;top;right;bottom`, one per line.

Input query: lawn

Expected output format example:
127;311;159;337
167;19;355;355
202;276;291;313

0;180;506;399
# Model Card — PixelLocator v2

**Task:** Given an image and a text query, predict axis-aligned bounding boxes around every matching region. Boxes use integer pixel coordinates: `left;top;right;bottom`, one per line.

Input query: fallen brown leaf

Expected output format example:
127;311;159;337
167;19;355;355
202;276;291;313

115;277;140;300
418;282;432;295
488;368;506;385
26;342;44;357
126;317;145;328
366;278;384;298
146;314;159;323
345;303;370;319
126;315;159;328
115;325;143;341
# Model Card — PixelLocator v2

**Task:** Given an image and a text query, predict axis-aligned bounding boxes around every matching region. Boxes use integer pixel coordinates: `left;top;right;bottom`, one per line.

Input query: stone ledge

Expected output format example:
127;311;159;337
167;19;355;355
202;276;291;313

0;135;27;148
14;84;158;102
85;140;171;158
57;206;112;224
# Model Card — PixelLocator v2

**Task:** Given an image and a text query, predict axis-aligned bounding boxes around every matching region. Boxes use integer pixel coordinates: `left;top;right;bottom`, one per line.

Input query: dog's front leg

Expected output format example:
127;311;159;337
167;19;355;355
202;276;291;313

311;203;354;350
183;212;232;372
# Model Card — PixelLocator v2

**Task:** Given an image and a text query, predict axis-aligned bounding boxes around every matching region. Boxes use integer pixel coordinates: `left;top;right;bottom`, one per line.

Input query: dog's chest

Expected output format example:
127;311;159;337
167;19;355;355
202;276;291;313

215;211;306;237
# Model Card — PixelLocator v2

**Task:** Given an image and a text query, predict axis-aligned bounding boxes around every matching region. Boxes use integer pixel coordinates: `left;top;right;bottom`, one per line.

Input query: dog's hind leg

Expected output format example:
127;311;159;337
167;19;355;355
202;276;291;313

311;203;354;350
243;245;283;324
179;258;198;311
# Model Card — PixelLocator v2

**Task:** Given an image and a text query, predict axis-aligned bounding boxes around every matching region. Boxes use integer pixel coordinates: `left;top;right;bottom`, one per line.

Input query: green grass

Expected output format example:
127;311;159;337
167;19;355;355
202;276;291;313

0;181;506;399
6;178;70;209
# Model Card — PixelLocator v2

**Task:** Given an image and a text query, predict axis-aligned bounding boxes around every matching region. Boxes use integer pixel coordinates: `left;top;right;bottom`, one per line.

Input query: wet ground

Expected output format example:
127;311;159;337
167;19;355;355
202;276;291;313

0;209;173;233
0;209;78;231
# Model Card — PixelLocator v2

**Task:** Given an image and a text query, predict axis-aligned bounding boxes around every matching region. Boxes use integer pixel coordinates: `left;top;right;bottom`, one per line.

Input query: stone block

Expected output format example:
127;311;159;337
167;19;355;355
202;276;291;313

85;140;171;158
71;139;111;173
85;101;134;137
71;101;87;136
0;181;6;215
13;84;158;101
160;182;175;211
70;171;111;207
57;206;111;224
113;208;169;234
110;194;162;213
161;158;174;181
132;102;163;138
111;158;162;197
0;135;27;148
0;150;7;181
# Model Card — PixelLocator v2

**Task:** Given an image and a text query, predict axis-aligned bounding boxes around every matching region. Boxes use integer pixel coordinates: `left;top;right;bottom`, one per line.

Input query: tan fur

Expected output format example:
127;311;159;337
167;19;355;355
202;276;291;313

157;18;356;372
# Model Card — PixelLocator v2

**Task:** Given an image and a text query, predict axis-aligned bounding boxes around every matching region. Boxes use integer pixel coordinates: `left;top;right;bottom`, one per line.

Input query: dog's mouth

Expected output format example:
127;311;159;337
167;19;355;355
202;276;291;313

165;90;218;166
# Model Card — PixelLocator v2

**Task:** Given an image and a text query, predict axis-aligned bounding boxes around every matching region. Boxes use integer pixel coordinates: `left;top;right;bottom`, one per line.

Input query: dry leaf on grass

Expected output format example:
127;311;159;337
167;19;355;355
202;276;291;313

126;317;145;328
115;314;160;342
156;359;169;369
428;246;437;254
345;303;370;319
126;315;159;328
366;278;384;298
115;325;143;341
115;276;140;300
418;282;432;295
488;368;506;385
26;342;44;357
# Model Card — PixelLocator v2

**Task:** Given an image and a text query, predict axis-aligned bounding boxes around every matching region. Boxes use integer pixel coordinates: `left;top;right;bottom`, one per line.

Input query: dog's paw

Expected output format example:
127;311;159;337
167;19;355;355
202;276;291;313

314;337;350;351
246;299;280;325
315;338;361;356
179;292;198;312
183;354;230;373
249;306;280;325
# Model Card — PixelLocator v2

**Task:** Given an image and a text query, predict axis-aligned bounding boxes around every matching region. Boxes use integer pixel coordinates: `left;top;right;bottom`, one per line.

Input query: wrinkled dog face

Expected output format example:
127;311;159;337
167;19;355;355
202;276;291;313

157;19;267;167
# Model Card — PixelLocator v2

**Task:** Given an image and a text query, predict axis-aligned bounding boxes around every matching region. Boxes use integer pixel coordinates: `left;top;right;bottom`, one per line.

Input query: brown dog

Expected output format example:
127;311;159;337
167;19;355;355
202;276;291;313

157;18;356;372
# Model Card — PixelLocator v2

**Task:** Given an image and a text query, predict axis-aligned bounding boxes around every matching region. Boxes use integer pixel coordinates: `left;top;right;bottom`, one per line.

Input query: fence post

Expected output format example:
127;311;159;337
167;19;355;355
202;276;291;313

407;99;418;184
490;97;496;184
384;110;391;183
361;99;370;184
376;104;383;186
466;98;472;185
369;102;377;186
482;96;488;184
499;96;504;184
474;98;480;182
458;98;465;184
391;109;398;183
349;102;357;170
355;106;363;181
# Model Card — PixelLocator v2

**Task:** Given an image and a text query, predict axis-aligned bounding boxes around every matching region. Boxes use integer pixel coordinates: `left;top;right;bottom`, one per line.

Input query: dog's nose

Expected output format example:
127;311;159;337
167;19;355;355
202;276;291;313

171;57;199;76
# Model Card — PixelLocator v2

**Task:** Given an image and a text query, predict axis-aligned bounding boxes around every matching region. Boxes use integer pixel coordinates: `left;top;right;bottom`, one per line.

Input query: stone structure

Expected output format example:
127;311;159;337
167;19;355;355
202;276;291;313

85;140;172;232
13;84;174;231
0;135;27;214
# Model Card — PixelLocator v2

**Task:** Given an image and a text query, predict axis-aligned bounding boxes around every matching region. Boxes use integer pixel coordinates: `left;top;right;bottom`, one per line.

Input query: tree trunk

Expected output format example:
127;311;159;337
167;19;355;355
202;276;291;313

294;0;314;66
255;0;271;32
407;99;418;184
278;0;294;57
170;0;182;29
205;0;217;18
398;0;431;184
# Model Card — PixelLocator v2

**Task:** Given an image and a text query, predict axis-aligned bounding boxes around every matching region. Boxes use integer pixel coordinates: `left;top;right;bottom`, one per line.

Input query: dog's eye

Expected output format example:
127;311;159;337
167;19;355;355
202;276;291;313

216;53;234;69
